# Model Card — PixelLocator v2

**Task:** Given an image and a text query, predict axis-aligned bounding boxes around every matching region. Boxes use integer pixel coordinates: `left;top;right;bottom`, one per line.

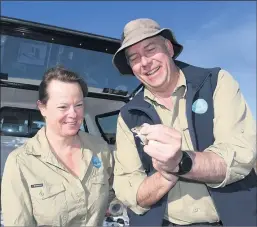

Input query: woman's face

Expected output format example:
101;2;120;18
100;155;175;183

38;80;85;137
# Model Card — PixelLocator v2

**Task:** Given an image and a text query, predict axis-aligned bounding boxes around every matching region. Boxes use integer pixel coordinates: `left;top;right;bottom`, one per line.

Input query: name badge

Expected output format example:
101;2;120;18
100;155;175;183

31;183;43;188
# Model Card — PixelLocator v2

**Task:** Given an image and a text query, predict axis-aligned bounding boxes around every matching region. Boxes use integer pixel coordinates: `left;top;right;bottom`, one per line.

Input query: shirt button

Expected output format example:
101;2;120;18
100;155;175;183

193;208;199;212
241;129;244;133
39;191;44;196
79;198;85;203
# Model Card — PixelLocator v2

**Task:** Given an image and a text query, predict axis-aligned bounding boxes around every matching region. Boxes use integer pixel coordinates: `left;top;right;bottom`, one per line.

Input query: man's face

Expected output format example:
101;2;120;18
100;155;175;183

125;36;174;92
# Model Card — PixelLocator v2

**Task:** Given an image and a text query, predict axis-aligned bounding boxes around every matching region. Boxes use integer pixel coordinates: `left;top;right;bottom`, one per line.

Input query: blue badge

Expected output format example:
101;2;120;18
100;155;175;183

92;156;101;168
192;99;208;114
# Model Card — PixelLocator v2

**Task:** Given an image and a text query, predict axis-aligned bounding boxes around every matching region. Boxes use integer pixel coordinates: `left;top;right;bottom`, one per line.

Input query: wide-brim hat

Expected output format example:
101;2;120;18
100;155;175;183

112;18;183;75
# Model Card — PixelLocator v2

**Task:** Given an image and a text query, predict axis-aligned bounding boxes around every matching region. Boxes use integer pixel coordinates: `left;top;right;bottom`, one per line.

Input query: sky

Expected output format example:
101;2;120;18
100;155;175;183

1;1;256;118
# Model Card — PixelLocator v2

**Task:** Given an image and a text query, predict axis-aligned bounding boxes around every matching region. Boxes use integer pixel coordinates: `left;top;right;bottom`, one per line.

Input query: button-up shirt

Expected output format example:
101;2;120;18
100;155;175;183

1;127;113;226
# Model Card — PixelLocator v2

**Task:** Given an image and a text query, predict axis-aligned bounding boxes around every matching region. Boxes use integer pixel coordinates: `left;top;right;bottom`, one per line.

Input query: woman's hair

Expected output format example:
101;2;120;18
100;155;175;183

38;66;88;104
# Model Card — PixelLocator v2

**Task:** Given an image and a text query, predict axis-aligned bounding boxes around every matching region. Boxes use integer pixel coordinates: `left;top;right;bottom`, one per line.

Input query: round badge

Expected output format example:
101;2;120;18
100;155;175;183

192;99;208;114
92;156;101;168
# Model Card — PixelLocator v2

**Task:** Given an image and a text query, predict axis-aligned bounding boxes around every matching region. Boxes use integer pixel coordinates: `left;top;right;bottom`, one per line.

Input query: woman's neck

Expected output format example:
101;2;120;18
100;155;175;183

45;128;80;155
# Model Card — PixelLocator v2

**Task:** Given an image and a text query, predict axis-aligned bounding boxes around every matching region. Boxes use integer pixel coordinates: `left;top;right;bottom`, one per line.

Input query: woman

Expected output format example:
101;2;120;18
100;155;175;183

1;66;113;226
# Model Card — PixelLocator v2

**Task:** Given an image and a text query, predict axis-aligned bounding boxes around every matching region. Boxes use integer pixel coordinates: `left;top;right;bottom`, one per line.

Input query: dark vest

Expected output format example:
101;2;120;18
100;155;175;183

120;61;257;226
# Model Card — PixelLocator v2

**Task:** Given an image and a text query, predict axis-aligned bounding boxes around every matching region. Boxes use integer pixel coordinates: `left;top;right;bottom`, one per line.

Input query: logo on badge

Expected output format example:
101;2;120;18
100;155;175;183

192;99;208;114
92;156;101;168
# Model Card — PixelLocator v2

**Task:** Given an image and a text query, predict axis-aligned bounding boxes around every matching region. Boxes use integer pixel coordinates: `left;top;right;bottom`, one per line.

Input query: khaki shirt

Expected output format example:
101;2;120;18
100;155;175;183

113;69;256;224
1;127;113;226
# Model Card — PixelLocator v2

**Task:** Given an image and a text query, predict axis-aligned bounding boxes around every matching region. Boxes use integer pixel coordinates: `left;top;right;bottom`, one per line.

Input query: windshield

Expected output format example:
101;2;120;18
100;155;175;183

0;34;139;95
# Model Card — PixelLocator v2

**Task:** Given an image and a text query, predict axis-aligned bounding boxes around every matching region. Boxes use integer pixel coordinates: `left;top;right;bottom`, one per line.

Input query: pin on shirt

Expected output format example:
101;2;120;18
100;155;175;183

192;98;208;114
92;156;102;168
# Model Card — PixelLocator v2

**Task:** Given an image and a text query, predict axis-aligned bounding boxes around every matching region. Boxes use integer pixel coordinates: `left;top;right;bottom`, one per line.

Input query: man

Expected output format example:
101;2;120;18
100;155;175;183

112;18;257;226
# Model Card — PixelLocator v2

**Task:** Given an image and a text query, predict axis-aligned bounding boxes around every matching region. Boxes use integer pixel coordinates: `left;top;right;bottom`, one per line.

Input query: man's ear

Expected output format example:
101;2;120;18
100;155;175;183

164;39;174;58
37;100;46;117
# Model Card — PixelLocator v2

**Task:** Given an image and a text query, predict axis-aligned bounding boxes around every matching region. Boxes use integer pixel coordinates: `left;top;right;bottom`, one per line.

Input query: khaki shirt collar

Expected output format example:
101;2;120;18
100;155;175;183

24;127;93;173
78;131;94;175
25;127;51;157
24;127;67;170
144;69;187;104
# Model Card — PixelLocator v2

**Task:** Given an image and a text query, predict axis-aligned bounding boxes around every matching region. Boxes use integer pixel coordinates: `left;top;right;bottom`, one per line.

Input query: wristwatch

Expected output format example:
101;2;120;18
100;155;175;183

175;151;193;175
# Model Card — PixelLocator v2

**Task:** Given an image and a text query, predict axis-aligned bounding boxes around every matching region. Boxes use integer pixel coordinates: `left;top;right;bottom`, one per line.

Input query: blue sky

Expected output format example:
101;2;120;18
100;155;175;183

2;1;256;118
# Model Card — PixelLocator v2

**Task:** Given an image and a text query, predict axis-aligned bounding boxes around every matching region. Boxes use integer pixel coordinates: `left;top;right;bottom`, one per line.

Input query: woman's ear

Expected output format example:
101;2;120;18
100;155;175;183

37;100;46;117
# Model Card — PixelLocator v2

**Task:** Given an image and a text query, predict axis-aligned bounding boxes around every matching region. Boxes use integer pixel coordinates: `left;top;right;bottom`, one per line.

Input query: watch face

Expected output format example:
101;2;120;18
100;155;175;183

183;155;193;172
180;152;193;174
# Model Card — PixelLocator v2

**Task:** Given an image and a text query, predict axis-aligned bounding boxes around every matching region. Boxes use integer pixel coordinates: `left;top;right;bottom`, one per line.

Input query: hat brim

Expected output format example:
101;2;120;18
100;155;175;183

112;28;183;75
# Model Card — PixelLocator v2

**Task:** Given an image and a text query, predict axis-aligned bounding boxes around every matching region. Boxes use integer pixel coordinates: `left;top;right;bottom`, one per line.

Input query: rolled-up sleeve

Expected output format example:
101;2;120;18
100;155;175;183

1;151;36;226
206;69;256;188
113;114;150;214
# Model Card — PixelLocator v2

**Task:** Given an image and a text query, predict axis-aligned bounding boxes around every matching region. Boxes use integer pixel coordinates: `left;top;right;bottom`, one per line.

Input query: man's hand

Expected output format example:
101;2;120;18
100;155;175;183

139;124;183;173
152;158;179;181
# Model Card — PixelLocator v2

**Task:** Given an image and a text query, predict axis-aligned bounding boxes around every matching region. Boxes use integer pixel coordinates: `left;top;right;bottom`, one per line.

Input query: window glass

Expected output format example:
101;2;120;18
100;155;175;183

0;35;139;95
80;121;88;132
0;108;29;136
30;111;46;136
96;111;119;144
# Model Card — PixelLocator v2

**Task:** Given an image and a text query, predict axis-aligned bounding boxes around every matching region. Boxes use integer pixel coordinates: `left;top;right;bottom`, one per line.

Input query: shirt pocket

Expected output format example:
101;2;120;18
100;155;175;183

30;183;68;226
87;171;109;209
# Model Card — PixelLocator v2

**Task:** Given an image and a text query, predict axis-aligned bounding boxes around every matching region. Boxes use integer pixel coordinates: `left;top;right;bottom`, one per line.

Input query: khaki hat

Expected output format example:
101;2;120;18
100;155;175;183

112;18;183;75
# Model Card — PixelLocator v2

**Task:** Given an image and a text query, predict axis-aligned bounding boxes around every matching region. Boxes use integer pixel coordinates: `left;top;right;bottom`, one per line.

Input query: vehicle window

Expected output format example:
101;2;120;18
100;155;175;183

0;108;29;136
30;111;46;136
0;107;88;137
0;35;139;95
80;121;88;132
95;111;119;145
